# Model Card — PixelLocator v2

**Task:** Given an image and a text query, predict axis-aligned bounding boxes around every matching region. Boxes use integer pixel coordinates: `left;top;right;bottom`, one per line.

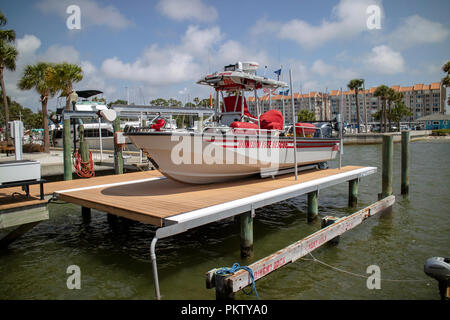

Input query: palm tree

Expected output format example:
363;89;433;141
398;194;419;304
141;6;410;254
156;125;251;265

0;10;18;143
390;93;410;132
374;85;389;133
442;61;450;105
347;79;364;133
442;61;450;86
387;90;404;132
47;62;83;110
18;62;57;153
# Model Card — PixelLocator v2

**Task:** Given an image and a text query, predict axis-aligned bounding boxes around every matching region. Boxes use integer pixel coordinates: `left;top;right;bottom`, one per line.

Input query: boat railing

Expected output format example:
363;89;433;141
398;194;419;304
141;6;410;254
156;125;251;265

202;126;282;136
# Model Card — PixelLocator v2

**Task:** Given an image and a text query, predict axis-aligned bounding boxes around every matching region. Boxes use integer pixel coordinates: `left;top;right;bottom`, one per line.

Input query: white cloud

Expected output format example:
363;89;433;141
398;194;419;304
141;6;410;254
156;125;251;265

16;35;41;57
252;0;383;49
157;0;218;22
3;34;115;110
365;45;405;74
388;15;449;49
37;44;80;63
102;50;198;86
311;59;358;80
37;0;132;29
101;25;241;86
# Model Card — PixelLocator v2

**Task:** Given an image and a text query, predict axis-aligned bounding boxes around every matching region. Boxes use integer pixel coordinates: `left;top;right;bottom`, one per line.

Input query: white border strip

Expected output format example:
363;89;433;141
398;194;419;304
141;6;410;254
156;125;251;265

167;167;376;225
54;176;166;195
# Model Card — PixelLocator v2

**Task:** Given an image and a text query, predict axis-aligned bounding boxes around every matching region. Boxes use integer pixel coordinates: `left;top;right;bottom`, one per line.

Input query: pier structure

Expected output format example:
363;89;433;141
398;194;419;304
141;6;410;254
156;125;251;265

47;165;378;299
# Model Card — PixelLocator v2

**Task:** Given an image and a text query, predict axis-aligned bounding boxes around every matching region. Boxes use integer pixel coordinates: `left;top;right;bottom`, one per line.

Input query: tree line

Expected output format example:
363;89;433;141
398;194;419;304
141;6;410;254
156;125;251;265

1;10;83;153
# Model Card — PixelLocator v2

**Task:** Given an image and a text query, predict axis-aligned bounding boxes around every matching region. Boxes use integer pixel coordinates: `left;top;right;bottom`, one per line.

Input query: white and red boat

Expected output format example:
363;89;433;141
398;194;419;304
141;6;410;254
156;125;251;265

126;62;340;184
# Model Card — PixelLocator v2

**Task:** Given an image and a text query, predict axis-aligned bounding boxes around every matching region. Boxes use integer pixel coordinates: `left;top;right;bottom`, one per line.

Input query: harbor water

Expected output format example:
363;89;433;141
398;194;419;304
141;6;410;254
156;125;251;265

0;139;449;299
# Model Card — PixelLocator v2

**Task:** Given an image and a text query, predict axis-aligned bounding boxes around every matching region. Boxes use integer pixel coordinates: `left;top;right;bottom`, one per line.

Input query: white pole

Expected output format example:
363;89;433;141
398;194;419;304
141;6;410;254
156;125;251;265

269;90;272;110
289;70;298;180
139;112;143;163
98;118;103;161
339;88;344;170
241;89;245;119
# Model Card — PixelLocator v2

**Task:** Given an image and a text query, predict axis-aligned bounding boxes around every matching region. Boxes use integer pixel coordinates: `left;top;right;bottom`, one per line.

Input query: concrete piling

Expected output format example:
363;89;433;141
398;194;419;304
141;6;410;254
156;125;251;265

240;209;254;258
307;191;318;222
348;179;358;208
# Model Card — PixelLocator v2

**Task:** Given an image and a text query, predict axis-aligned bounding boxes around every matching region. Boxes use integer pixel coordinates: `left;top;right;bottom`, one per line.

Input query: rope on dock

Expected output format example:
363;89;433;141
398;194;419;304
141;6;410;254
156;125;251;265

302;252;429;283
216;263;260;299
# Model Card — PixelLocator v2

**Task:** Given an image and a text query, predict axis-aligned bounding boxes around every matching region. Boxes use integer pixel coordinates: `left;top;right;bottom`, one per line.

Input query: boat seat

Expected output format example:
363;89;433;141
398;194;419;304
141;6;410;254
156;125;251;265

152;118;165;131
260;109;283;130
222;95;255;118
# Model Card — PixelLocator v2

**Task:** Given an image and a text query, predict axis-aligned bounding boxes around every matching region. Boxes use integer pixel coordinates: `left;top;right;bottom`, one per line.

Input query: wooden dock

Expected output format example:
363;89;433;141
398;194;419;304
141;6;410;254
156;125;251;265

2;165;379;299
53;166;372;228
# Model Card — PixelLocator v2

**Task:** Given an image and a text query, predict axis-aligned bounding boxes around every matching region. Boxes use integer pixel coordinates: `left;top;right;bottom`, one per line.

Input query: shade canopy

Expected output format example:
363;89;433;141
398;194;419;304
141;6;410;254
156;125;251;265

76;90;103;98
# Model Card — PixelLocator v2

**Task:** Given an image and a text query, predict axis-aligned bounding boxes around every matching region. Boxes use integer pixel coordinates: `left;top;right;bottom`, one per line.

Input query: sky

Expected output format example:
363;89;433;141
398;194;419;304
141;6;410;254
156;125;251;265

1;0;449;112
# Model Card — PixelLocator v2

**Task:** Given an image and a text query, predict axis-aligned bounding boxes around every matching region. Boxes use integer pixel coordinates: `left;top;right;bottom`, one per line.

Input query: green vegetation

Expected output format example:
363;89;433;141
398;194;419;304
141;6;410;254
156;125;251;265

0;93;44;129
442;61;450;105
297;109;315;122
347;79;364;133
18;62;57;153
47;62;83;111
374;85;390;133
432;128;450;136
107;99;127;107
0;10;18;143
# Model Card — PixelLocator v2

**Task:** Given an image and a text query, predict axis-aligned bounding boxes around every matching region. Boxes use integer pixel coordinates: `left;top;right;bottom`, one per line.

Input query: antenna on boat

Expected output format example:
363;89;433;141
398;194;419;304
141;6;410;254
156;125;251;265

289;69;298;180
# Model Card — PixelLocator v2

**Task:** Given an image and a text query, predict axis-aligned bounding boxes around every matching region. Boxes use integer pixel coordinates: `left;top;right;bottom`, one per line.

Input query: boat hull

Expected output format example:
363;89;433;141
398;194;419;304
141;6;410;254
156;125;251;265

127;131;340;184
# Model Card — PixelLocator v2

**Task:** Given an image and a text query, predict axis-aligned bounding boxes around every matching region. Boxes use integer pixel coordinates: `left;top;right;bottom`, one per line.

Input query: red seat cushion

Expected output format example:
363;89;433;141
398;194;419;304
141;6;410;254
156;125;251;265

295;122;316;135
230;121;259;134
259;110;284;130
152;118;165;131
223;96;255;118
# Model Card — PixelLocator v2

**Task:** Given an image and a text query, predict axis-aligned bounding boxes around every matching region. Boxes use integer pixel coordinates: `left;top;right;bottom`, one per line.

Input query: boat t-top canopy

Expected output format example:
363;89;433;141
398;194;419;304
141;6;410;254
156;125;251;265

76;90;103;99
197;62;288;92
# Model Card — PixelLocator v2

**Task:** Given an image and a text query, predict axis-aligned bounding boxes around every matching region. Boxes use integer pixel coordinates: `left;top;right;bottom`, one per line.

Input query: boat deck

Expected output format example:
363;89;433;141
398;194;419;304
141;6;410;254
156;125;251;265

52;166;376;230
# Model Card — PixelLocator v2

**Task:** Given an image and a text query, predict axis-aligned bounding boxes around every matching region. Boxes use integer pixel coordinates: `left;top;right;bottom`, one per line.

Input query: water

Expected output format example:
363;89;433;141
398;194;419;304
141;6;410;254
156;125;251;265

1;140;449;300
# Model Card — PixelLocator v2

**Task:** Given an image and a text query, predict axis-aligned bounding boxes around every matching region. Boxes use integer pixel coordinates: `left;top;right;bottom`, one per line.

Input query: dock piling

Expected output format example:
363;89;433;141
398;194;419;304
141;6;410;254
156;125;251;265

63;118;72;181
307;191;318;222
401;131;410;195
113;117;124;175
348;179;358;208
240;208;254;258
107;213;118;227
321;216;340;244
382;135;393;199
81;207;91;224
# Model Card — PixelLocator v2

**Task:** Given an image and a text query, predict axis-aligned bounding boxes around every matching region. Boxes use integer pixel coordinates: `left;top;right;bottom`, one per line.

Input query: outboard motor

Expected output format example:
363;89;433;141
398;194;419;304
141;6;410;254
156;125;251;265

424;257;450;300
313;122;333;138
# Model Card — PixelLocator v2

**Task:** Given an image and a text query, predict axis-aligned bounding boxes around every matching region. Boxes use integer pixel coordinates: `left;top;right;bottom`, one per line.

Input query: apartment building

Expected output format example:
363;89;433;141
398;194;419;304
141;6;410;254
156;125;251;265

247;82;445;123
248;92;331;124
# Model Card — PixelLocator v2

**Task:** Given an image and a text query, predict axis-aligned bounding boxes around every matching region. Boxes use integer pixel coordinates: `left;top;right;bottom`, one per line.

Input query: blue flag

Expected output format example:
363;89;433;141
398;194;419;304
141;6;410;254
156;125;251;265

274;69;282;76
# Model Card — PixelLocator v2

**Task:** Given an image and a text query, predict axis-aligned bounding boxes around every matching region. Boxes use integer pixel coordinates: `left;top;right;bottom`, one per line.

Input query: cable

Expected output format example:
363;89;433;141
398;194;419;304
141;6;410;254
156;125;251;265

302;252;429;283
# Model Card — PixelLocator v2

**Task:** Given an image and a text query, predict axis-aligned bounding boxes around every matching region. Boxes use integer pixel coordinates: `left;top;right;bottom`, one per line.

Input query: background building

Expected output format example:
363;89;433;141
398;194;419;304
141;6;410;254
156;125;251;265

247;82;445;123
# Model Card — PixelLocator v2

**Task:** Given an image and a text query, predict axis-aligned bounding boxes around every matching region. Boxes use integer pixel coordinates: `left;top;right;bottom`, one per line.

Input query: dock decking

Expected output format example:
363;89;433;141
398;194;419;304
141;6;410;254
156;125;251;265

52;166;375;229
